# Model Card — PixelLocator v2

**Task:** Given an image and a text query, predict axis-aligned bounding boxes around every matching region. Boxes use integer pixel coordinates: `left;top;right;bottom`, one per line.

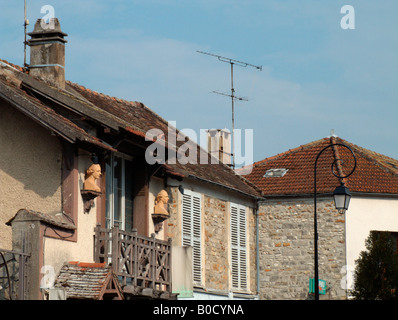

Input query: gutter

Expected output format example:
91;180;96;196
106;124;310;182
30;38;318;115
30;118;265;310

256;191;398;200
187;174;264;200
255;200;260;298
350;192;398;199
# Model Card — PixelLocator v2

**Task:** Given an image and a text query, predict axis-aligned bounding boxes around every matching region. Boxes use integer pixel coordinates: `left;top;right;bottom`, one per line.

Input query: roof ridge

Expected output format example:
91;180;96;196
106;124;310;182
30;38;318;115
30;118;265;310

330;136;346;184
66;80;183;136
335;137;398;177
66;80;137;106
0;59;25;73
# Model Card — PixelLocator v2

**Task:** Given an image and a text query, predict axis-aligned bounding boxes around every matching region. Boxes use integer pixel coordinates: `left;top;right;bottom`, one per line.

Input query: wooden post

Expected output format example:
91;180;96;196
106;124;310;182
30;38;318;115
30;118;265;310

132;228;138;288
111;223;119;274
94;223;101;263
168;238;172;293
151;233;156;290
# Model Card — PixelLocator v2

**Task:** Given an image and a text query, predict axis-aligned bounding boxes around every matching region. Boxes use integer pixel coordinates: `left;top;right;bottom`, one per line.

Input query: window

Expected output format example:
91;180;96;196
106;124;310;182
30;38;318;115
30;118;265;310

264;168;288;177
105;154;134;231
181;190;202;285
230;203;247;291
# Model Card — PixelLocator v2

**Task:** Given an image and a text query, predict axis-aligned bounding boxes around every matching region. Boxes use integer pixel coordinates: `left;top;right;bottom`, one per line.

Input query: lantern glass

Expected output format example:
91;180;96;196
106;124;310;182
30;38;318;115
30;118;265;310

333;184;351;214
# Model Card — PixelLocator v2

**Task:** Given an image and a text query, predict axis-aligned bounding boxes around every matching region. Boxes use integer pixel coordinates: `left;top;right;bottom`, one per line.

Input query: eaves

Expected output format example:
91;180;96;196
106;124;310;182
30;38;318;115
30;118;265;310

0;79;115;152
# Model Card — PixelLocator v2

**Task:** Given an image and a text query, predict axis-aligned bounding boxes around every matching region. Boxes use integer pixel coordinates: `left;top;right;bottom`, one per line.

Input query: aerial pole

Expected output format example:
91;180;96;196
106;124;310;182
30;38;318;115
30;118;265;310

197;50;262;169
23;0;29;69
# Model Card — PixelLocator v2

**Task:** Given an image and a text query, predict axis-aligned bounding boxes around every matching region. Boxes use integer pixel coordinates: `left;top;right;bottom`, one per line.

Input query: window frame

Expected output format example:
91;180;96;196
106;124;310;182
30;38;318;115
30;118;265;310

105;153;134;231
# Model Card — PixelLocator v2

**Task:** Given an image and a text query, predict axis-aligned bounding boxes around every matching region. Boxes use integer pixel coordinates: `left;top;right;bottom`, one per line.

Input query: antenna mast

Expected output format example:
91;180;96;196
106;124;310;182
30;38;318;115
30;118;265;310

197;50;262;169
23;0;29;69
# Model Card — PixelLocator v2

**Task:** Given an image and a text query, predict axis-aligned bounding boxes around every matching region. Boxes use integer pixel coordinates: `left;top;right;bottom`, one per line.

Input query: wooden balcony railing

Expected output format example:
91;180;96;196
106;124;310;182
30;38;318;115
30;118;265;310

94;224;174;299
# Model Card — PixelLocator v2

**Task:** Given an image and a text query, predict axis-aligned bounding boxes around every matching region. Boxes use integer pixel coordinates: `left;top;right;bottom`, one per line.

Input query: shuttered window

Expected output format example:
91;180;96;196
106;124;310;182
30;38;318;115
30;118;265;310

181;190;202;285
230;203;247;290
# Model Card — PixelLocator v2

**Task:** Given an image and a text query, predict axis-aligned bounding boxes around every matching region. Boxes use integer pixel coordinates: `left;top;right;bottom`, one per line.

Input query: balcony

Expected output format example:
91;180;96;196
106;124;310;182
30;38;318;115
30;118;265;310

94;224;177;300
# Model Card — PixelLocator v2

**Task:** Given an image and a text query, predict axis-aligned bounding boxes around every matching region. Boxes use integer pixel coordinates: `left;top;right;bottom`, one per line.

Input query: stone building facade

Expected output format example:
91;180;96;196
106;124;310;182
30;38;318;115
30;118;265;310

258;198;346;300
166;180;258;299
245;135;398;300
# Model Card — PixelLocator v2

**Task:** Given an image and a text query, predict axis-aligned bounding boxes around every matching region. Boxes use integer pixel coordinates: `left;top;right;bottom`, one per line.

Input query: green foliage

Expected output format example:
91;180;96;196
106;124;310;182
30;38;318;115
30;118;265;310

352;231;398;300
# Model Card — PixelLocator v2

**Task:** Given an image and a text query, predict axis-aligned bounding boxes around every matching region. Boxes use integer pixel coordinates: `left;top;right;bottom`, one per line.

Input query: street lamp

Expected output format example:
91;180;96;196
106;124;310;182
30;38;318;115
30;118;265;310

313;142;356;300
333;183;352;214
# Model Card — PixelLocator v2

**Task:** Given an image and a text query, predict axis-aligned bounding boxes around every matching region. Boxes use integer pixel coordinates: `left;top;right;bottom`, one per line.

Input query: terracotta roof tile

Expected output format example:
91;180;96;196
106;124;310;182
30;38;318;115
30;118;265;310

245;137;398;196
54;262;124;300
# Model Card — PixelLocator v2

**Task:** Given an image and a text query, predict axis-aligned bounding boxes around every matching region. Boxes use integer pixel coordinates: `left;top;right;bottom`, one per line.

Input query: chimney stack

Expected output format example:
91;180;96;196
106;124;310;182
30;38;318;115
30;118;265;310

27;18;68;89
207;129;232;166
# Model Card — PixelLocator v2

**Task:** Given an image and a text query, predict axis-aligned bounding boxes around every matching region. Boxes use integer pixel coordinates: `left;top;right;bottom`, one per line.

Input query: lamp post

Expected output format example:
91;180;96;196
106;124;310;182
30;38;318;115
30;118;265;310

313;142;356;300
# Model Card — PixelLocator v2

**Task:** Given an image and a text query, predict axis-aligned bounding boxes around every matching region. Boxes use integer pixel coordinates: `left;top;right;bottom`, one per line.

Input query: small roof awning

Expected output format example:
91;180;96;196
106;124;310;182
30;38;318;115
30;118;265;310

54;262;124;300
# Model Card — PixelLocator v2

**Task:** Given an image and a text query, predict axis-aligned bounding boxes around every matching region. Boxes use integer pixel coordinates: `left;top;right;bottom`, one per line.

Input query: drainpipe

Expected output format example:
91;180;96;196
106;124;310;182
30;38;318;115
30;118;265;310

255;199;260;298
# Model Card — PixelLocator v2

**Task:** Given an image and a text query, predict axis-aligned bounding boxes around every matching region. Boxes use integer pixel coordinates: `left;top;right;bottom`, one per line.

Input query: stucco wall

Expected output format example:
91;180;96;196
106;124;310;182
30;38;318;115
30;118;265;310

0;102;62;249
43;151;99;274
345;196;398;291
258;197;346;300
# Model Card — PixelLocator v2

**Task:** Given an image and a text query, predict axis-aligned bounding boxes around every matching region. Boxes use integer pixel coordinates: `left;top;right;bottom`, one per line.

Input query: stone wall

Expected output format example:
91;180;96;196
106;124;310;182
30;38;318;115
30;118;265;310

166;186;180;242
167;187;257;295
203;195;229;290
258;197;346;300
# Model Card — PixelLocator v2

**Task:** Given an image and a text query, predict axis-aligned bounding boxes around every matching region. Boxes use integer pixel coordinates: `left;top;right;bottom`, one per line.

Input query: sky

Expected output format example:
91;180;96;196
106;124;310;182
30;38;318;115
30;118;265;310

1;0;398;167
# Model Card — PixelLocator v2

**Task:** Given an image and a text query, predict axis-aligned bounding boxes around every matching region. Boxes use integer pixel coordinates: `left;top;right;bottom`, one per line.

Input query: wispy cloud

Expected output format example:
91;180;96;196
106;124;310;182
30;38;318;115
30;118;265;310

1;0;397;161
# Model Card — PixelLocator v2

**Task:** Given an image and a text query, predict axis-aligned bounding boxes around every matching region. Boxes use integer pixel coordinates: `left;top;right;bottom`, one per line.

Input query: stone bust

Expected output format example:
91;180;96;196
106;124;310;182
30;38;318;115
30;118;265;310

83;163;102;192
154;190;169;216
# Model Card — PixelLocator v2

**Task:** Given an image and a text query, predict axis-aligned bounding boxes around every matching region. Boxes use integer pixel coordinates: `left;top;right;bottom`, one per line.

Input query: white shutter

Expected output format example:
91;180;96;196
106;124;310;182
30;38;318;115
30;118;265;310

230;203;247;290
231;205;239;288
182;190;202;284
182;194;192;247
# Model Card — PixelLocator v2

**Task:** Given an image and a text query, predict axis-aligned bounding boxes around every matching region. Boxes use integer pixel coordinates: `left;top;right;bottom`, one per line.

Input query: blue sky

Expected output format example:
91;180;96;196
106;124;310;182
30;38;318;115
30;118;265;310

1;1;398;165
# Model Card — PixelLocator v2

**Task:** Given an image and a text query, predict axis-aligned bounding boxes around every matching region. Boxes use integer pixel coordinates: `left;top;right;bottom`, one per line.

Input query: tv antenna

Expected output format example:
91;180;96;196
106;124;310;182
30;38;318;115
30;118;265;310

197;50;262;169
23;0;30;69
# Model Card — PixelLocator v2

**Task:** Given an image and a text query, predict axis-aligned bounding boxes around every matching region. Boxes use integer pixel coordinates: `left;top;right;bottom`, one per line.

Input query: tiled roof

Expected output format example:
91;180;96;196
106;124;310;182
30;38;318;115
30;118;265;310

0;59;261;198
54;262;123;300
6;209;76;230
0;62;116;152
244;136;398;196
66;81;262;198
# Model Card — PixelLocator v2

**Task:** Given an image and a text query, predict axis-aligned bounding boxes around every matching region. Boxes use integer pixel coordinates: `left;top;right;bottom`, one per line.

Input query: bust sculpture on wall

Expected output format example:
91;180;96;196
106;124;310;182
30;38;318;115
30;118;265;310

152;190;170;232
83;163;102;192
81;162;102;213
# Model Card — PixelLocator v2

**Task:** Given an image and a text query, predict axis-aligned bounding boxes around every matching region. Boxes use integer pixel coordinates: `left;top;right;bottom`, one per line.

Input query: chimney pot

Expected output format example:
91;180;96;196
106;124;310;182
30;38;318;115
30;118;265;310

27;18;68;88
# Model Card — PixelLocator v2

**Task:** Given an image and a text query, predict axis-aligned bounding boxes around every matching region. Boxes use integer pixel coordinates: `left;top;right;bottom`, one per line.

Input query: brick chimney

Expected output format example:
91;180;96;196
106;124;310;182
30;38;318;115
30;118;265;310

27;18;68;88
